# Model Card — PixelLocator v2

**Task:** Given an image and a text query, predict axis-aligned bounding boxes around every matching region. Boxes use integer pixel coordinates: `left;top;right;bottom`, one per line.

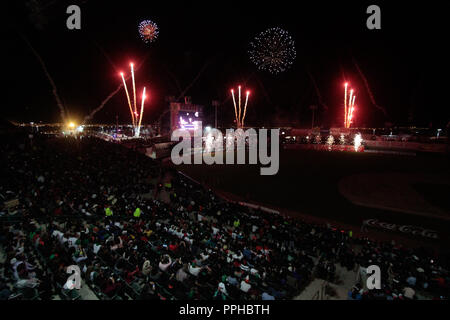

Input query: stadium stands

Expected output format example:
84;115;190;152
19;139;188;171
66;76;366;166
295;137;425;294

0;134;448;300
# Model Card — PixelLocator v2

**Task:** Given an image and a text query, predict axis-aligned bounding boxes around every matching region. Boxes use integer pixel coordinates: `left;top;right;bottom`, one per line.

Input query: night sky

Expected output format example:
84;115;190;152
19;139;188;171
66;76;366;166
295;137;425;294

4;1;448;128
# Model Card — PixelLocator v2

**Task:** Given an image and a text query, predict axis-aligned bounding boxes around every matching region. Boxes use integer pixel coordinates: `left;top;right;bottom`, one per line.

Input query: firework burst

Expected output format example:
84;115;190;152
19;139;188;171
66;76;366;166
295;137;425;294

138;20;159;43
248;27;296;75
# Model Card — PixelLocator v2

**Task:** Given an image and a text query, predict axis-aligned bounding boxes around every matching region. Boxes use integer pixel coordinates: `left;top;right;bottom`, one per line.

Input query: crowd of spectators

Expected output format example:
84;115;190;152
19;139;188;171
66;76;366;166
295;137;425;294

0;133;448;300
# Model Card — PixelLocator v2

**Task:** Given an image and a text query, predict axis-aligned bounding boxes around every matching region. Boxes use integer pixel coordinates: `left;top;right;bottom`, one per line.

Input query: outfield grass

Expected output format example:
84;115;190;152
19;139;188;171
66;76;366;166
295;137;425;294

177;148;450;239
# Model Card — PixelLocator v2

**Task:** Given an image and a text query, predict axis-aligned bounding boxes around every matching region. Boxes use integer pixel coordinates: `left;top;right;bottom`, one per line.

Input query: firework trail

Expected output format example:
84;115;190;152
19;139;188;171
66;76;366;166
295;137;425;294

120;64;146;137
176;59;213;101
352;55;388;116
121;72;135;127
131;63;137;116
83;84;123;123
344;82;348;128
219;72;256;107
307;69;329;111
136;87;146;137
230;86;251;128
351;95;356;121
83;56;149;124
91;38;118;72
241;91;250;127
349;89;354;112
348;89;354;128
19;33;67;122
238;86;242;126
348;95;356;127
343;82;357;128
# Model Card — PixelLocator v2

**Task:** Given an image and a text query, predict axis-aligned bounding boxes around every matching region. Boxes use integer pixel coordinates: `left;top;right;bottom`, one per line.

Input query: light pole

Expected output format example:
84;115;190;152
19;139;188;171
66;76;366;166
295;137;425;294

116;115;118;135
310;105;317;129
212;100;220;128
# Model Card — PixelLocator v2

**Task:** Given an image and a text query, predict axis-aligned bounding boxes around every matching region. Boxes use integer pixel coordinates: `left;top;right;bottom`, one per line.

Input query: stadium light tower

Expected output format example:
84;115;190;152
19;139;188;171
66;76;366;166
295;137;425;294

212;100;220;128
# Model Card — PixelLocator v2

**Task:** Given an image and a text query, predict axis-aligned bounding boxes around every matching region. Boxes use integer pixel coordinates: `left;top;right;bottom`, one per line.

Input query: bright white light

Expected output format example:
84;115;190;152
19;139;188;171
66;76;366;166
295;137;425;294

354;133;363;151
205;133;213;153
327;135;334;146
193;121;200;130
179;116;187;125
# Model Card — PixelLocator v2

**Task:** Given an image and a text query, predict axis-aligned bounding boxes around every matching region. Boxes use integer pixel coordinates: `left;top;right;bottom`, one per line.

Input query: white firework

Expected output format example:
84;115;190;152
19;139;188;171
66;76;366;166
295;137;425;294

248;27;296;75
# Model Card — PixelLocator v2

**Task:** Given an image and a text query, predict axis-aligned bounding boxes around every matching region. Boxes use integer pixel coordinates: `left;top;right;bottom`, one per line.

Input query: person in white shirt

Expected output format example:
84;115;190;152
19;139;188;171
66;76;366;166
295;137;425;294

200;252;209;261
68;236;78;248
403;287;415;299
159;255;172;272
240;277;251;293
93;243;102;254
232;251;243;261
188;263;202;277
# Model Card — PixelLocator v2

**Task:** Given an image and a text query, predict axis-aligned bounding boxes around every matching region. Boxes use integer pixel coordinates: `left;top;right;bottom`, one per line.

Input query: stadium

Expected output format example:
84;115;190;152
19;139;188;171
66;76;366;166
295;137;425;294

1;0;448;311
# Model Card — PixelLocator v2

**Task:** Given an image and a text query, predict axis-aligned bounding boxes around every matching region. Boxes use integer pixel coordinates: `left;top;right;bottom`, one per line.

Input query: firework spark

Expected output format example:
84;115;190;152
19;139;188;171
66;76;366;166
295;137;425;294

130;63;137;119
352;55;387;116
242;91;250;127
230;86;251;128
121;72;135;127
349;90;353;128
349;95;356;126
238;86;242;126
20;33;67;122
138;20;159;43
344;83;348;128
82;55;150;124
249;27;296;75
83;84;123;123
120;64;147;137
136;87;146;137
343;83;357;128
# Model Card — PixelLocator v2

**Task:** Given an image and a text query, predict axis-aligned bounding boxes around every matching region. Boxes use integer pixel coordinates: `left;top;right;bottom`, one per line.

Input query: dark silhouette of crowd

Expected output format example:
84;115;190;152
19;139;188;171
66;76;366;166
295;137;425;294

0;133;448;300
